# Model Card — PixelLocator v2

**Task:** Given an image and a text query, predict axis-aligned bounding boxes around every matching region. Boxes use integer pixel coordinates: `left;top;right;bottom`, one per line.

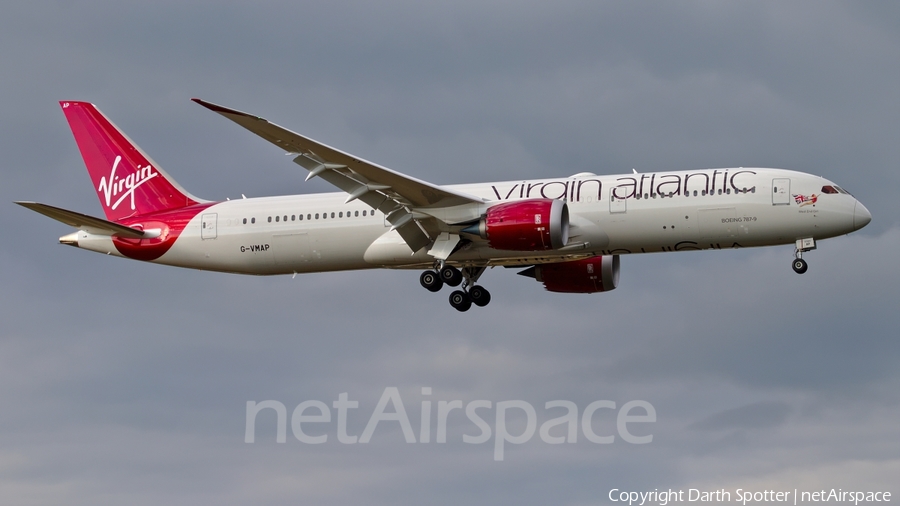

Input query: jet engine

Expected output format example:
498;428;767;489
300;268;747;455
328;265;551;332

463;199;569;251
519;255;620;293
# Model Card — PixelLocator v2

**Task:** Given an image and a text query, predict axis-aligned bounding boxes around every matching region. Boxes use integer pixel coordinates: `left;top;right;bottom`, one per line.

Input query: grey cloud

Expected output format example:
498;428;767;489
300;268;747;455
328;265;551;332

689;401;792;432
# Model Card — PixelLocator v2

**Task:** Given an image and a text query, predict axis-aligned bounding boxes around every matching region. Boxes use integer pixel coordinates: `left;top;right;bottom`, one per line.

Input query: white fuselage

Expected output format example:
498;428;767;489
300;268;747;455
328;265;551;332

70;168;868;274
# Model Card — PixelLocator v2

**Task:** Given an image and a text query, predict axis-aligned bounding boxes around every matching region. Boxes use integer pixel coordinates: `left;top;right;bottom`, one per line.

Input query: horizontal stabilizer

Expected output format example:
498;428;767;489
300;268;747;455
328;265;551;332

15;202;146;238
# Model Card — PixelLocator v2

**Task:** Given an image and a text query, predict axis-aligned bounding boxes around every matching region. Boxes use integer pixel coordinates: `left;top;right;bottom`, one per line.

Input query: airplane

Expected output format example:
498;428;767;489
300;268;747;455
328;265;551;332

17;100;872;311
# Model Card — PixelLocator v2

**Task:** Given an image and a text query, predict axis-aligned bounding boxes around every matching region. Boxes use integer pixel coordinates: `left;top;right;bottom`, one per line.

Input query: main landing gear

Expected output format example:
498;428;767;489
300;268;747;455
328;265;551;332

792;238;815;274
419;264;491;312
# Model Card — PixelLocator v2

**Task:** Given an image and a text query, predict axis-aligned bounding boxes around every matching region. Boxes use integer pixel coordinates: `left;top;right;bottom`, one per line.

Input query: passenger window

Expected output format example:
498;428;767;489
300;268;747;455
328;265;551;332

355;211;359;217
299;214;303;221
307;214;311;220
339;212;343;218
331;212;335;218
275;216;279;222
242;218;247;224
315;213;319;219
251;217;256;224
268;216;273;223
291;215;295;221
283;215;288;221
363;210;367;216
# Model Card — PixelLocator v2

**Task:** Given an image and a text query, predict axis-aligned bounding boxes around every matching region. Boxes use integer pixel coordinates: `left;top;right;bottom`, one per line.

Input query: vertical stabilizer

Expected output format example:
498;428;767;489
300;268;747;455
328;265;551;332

60;101;206;221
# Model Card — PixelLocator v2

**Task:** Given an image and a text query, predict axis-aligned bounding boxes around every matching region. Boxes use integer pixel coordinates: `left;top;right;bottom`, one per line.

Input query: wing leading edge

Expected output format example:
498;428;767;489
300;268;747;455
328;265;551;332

192;98;485;254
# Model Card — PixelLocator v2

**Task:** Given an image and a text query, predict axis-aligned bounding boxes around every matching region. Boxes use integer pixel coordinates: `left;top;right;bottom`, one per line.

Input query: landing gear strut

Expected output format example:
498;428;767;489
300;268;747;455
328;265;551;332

792;238;815;274
420;263;491;311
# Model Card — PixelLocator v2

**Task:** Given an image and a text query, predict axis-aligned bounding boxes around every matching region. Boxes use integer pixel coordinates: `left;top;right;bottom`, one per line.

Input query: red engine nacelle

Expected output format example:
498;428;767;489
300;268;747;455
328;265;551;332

522;255;620;293
464;199;569;251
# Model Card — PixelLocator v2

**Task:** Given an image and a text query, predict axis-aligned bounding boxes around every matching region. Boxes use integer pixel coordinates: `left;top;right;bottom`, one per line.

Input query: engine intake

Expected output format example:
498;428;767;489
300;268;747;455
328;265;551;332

463;199;569;251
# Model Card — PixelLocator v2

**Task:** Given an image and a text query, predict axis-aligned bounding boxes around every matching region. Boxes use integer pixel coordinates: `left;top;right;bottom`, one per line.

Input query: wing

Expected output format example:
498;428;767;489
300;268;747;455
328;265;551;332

192;98;485;253
16;202;146;238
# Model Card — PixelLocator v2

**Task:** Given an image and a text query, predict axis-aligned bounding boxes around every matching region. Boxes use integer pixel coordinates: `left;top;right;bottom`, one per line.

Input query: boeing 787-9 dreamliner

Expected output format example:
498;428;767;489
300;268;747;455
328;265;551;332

17;100;872;311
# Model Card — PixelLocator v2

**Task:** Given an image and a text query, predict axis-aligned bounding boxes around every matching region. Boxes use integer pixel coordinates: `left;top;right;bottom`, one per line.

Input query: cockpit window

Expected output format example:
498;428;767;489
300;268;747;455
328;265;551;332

835;186;852;196
821;185;839;194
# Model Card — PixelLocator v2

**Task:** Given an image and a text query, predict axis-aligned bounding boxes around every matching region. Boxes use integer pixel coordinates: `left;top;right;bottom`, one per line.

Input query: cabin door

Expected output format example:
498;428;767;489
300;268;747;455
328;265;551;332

772;178;791;205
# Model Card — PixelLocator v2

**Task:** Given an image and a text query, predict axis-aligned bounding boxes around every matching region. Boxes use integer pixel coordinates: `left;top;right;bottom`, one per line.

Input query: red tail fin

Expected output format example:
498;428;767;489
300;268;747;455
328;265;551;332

60;101;205;221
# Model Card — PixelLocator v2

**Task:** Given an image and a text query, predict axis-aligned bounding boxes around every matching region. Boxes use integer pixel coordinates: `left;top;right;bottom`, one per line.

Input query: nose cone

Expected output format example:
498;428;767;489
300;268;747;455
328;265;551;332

853;201;872;231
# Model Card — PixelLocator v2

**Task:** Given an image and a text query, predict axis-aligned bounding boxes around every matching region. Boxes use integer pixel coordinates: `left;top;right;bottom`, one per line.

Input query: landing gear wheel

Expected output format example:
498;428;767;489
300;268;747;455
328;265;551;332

449;290;472;312
420;270;444;292
469;285;491;307
792;258;808;274
440;265;463;287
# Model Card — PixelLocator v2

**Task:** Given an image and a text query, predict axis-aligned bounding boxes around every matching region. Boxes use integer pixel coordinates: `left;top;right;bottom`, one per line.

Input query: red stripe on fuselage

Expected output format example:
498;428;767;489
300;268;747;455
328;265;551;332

111;203;216;261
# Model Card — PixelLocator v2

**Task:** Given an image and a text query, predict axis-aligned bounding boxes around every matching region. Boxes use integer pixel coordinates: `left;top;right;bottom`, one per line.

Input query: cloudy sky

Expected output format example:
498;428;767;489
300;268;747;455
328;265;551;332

1;2;898;504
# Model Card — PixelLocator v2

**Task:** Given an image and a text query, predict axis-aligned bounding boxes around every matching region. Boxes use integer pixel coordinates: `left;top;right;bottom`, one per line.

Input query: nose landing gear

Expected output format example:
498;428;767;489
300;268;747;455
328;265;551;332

792;258;808;274
421;263;491;311
792;238;815;274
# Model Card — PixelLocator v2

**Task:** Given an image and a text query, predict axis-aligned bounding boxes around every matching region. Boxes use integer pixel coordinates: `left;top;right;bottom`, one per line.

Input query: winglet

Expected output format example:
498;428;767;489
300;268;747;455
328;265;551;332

191;98;258;119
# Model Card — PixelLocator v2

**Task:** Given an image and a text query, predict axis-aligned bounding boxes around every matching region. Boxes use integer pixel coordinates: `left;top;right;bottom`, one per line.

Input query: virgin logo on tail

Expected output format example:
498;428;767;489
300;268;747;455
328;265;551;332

97;155;159;211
